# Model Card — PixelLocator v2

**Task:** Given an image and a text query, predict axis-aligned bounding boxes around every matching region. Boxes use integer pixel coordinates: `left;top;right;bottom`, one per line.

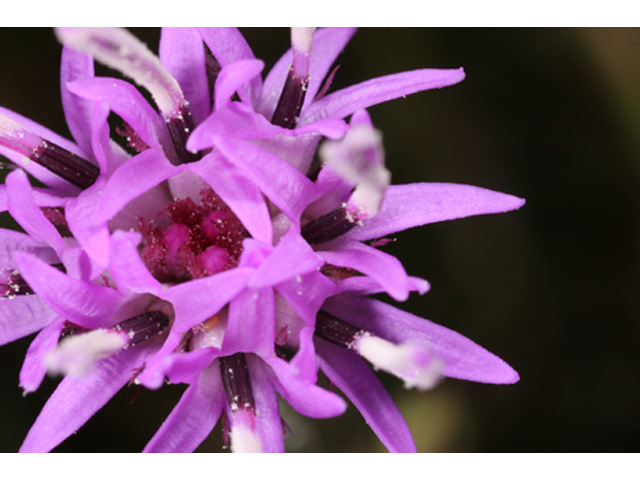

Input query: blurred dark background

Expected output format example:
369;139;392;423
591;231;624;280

0;28;638;453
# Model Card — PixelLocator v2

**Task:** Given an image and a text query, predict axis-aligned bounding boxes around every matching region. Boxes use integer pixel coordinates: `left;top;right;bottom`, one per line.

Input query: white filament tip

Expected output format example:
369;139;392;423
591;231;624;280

45;329;127;377
354;333;442;391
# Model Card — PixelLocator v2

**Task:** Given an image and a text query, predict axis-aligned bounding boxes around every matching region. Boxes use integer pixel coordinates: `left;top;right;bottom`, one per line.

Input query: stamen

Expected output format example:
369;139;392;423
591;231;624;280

165;104;201;164
55;28;183;117
220;353;255;412
55;28;200;164
315;310;442;391
113;310;170;347
301;204;357;245
315;310;362;348
270;28;316;129
0;114;99;189
45;310;170;377
1;264;66;299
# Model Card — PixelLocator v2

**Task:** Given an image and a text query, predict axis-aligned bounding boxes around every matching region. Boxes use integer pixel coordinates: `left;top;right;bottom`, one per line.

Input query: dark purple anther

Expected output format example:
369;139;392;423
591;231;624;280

166;104;202;165
220;353;256;412
301;205;357;245
114;310;170;346
31;141;99;189
315;310;362;348
271;72;308;130
1;263;65;298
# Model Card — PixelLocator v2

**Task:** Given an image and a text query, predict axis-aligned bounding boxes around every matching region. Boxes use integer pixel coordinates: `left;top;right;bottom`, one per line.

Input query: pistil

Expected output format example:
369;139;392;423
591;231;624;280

301;204;358;244
271;28;315;129
0;114;99;189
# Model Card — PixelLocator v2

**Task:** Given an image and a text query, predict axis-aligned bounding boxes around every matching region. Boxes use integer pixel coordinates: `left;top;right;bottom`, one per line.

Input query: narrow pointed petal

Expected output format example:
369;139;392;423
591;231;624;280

247;357;286;452
318;241;411;301
14;252;125;330
264;355;347;418
19;317;65;393
345;183;526;242
197;28;261;106
109;231;163;296
6;170;64;255
143;364;225;452
214;59;264;110
300;68;466;125
162;268;253;332
20;342;155;452
0;229;59;266
60;47;95;156
316;338;417;452
324;295;519;384
0;296;59;346
67;78;169;153
213;136;317;225
159;27;210;125
276;270;337;325
224;287;274;357
94;149;185;225
249;228;323;289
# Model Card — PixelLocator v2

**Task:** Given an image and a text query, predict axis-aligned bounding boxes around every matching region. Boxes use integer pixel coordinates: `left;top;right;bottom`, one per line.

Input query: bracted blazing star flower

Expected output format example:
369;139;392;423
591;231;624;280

0;27;524;453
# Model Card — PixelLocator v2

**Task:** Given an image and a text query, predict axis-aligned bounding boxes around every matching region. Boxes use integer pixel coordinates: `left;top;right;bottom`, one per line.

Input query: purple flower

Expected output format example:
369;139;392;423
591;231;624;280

0;28;524;452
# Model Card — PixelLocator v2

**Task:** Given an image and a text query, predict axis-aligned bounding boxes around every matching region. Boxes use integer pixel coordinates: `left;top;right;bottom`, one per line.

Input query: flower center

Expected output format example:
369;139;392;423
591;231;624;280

138;187;248;284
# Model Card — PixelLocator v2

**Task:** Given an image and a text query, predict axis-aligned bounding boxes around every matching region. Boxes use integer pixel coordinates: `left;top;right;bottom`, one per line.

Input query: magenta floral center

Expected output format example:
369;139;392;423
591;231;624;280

139;187;248;284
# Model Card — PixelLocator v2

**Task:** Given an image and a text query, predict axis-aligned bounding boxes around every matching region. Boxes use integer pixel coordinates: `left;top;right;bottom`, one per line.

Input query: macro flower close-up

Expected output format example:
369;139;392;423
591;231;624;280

0;27;528;453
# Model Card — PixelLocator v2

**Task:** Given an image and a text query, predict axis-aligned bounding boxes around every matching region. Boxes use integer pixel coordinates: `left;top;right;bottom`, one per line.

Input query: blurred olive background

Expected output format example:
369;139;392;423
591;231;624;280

1;28;639;453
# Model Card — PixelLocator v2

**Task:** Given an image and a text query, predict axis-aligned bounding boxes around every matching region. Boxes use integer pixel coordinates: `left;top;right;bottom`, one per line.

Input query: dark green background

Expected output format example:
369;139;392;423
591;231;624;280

1;28;638;452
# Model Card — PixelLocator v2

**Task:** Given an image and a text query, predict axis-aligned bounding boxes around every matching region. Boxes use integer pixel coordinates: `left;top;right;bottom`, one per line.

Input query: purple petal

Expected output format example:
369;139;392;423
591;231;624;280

162;268;253;332
247;356;285;452
20;342;155;452
318;241;411;301
64;180;111;270
249;228;323;289
60;46;95;156
159;27;211;125
143;364;225;453
276;270;337;325
197;28;261;106
300;68;466;125
224;287;274;357
6;170;64;254
93;149;185;225
345;183;526;242
19;317;65;393
316;338;417;452
14;252;125;330
263;355;347;418
0;295;59;346
214;59;264;110
213;135;317;225
109;231;163;296
324;295;519;384
0;229;59;267
188;153;273;244
67;78;170;154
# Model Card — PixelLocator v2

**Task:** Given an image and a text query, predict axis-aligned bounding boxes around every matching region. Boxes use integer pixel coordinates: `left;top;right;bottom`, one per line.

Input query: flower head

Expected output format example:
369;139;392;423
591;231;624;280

0;28;524;452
